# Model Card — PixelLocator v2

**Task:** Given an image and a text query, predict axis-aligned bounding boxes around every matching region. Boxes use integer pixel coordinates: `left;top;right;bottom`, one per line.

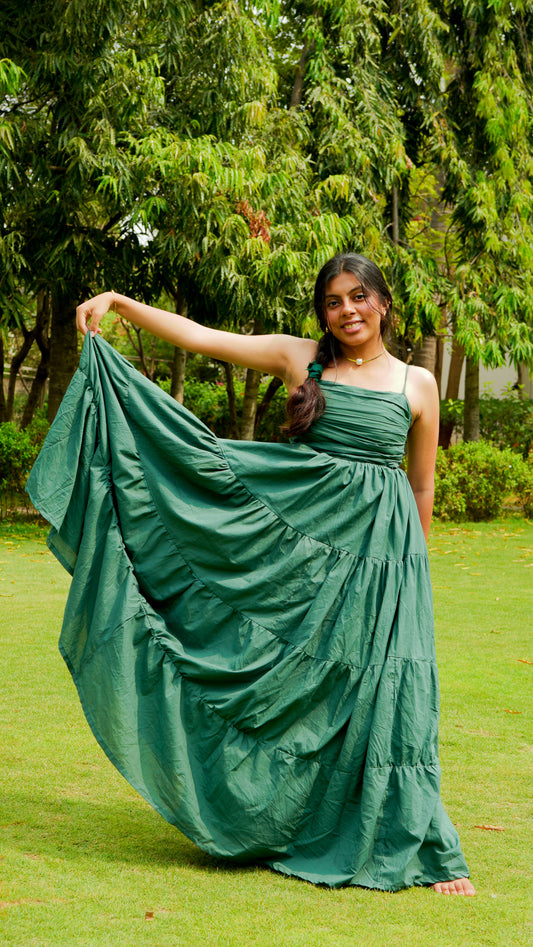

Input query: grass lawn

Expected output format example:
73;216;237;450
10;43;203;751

1;518;531;947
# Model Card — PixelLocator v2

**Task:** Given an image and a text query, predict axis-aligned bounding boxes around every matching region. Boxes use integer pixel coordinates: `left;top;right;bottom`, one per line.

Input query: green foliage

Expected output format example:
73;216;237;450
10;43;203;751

507;453;533;519
2;0;533;426
439;389;533;458
433;440;532;521
0;423;33;495
0;419;45;511
436;2;533;366
439;397;464;435
479;387;533;459
158;376;287;442
433;447;467;521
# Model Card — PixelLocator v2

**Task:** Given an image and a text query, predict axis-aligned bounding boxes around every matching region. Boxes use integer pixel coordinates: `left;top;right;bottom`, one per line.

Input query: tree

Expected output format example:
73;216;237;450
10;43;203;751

3;0;532;443
431;1;533;438
0;0;169;419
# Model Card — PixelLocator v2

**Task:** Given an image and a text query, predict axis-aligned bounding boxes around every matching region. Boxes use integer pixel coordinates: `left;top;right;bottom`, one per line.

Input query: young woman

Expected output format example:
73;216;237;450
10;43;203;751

29;253;474;894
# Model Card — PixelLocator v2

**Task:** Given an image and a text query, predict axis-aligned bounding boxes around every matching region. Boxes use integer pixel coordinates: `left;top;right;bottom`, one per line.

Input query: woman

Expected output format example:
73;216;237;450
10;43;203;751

28;253;474;894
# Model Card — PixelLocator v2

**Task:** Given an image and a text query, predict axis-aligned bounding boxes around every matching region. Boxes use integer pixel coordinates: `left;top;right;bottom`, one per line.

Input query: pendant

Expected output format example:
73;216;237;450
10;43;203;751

355;358;363;366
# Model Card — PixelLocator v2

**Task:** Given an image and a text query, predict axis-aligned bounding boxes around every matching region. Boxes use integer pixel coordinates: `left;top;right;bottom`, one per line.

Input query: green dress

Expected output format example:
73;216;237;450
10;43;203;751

26;335;470;890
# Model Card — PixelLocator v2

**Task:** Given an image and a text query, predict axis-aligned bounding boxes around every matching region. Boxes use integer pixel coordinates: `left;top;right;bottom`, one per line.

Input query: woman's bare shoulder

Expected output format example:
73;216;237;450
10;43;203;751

403;363;439;422
406;363;438;394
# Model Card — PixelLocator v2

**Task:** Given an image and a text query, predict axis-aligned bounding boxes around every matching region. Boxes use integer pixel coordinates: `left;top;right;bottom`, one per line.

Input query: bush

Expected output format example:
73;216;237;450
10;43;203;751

440;389;533;458
507;453;533;518
0;417;49;515
433;440;532;521
480;387;533;458
433;448;466;520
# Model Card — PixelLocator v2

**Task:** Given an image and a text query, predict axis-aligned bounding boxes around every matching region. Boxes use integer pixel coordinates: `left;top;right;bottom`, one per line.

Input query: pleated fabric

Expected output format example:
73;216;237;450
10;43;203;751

26;335;469;890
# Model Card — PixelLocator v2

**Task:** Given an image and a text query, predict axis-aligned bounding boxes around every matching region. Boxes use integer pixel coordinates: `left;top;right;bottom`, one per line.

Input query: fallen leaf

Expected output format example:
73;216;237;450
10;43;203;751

502;708;521;714
474;824;504;832
518;659;533;665
145;911;154;921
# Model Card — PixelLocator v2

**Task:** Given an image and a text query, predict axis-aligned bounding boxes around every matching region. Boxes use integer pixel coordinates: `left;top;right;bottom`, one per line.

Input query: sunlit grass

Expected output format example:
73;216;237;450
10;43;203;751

1;519;531;946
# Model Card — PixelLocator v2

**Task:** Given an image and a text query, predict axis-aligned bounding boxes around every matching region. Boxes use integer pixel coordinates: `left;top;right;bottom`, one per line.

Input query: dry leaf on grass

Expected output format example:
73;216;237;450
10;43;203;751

474;824;504;832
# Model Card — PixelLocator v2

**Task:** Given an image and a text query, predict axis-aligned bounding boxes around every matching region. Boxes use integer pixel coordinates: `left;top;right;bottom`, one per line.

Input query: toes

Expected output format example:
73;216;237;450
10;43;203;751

432;878;476;896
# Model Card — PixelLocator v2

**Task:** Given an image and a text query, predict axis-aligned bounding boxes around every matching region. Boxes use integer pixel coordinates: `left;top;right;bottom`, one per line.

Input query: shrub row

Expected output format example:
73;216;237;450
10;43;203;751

440;390;533;458
0;416;48;514
433;441;533;521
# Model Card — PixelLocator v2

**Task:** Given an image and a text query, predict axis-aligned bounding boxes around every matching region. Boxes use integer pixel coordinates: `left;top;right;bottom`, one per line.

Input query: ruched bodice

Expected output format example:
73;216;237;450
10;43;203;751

26;335;469;892
302;381;412;466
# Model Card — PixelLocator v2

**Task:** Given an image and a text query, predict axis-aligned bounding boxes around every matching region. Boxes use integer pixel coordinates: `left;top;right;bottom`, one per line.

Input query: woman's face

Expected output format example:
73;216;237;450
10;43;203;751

323;271;384;347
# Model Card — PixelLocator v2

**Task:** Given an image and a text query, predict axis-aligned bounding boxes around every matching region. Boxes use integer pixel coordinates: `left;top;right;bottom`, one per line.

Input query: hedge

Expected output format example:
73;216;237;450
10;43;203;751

433;440;533;521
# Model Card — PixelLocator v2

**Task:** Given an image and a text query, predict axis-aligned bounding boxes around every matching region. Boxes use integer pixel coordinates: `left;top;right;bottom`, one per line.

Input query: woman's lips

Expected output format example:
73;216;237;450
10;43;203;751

342;320;363;331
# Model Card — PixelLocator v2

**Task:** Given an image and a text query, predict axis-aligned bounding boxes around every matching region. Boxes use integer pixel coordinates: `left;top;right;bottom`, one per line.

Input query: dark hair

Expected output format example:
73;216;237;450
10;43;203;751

283;253;393;438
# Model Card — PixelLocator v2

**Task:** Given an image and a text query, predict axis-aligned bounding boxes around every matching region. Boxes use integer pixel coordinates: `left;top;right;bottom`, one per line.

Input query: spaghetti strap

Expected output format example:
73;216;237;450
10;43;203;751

401;363;409;394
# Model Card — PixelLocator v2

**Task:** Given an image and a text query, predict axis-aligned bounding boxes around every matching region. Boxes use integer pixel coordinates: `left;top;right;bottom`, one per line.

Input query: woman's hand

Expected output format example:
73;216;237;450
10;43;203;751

76;291;116;336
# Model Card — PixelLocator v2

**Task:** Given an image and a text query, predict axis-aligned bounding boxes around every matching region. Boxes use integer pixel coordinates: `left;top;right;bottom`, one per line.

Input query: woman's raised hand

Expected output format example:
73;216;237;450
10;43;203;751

76;291;116;337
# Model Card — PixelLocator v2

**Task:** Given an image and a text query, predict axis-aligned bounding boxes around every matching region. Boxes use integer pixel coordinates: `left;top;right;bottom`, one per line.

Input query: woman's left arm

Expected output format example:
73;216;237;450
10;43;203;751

405;368;440;541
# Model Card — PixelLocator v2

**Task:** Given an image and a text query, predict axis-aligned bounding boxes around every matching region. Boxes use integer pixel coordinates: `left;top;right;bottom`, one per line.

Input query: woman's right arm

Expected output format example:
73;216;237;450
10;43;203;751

76;291;314;384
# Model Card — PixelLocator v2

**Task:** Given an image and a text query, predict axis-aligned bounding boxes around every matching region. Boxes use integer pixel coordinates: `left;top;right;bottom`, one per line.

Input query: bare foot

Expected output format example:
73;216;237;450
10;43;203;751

432;878;476;896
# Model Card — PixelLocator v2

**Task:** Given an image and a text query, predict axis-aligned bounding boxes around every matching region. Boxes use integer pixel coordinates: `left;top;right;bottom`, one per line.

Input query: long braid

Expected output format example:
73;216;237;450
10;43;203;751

282;332;341;438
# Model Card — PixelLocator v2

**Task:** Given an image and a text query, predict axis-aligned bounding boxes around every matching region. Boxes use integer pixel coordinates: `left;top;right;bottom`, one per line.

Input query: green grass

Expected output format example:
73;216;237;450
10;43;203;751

1;518;531;947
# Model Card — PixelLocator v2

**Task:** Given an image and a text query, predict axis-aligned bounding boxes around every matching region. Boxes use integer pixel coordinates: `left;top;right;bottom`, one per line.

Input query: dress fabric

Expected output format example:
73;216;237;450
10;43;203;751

26;335;469;890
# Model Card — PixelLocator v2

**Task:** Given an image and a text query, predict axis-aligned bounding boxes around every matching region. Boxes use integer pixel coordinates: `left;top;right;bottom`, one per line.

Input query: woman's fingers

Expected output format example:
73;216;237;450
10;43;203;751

75;292;113;336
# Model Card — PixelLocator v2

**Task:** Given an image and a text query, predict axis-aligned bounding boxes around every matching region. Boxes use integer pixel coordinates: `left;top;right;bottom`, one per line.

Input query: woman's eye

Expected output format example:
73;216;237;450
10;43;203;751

353;293;366;302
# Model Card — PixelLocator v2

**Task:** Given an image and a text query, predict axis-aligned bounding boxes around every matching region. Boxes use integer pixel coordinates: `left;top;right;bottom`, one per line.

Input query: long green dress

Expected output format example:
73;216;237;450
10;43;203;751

26;334;470;890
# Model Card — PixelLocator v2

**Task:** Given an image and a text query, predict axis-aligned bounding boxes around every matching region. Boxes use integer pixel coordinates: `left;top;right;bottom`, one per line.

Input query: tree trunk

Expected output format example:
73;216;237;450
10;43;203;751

445;335;465;399
21;291;51;428
222;361;240;440
240;367;261;440
391;186;400;245
410;336;437;374
518;363;533;398
5;329;36;422
254;376;284;438
170;346;187;403
290;39;314;108
169;293;188;404
463;356;480;442
439;334;465;449
434;337;444;398
386;184;407;361
0;333;5;422
21;353;50;428
48;295;78;422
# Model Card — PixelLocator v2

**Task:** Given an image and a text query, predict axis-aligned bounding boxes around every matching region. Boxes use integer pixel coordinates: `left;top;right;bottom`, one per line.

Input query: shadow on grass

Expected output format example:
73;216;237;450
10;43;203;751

3;787;260;877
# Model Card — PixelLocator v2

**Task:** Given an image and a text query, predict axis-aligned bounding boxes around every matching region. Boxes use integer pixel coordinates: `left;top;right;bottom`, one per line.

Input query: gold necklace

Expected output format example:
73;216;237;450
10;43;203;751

344;350;385;367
